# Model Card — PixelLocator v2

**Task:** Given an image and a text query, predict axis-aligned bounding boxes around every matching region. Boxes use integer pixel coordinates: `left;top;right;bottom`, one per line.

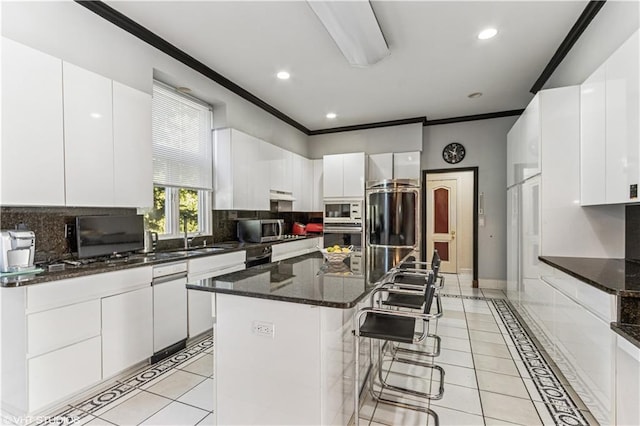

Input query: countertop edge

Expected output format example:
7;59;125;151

186;283;363;309
611;323;640;350
538;256;619;295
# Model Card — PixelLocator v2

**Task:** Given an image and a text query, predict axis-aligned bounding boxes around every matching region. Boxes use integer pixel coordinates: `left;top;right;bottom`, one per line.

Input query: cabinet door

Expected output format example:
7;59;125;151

102;287;153;378
302;158;314;211
506;118;523;187
251;138;270;210
342;152;365;198
28;336;101;412
323;154;344;198
113;82;152;208
231;130;253;210
213;128;232;210
616;336;640;426
605;31;639;204
393;151;420;180
63;62;114;206
522;96;541;178
1;38;65;206
292;153;304;211
312;159;324;211
580;65;606;205
368;153;393;182
188;289;214;337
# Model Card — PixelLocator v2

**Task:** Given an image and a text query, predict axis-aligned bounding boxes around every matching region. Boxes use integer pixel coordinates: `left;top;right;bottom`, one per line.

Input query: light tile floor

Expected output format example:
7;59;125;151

14;274;598;426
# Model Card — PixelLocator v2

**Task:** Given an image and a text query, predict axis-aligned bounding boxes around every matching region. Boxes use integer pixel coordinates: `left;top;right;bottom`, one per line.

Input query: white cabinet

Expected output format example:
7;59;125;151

313;159;324;211
63;62;114;207
580;30;640;205
113;82;153;208
1;38;65;206
323;153;365;199
272;237;320;262
266;144;293;193
292;154;314;211
368;152;421;182
153;274;188;352
393;151;421;180
213;128;269;210
368;153;393;181
580;65;606;205
616;336;640;426
102;287;153;378
506;96;540;187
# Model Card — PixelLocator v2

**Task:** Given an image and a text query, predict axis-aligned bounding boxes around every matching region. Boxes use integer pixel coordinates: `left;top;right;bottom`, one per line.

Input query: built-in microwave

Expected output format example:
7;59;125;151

323;200;363;224
237;219;283;243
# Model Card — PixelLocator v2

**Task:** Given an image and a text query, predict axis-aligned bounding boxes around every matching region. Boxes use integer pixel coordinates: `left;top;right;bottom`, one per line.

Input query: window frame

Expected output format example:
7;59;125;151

151;186;212;240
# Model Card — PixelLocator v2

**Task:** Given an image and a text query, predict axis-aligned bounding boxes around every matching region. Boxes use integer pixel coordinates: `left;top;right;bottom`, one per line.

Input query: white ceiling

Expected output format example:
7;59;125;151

105;0;588;132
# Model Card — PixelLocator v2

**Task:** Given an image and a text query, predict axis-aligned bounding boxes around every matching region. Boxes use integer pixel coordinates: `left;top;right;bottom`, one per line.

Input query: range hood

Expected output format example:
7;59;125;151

269;190;295;201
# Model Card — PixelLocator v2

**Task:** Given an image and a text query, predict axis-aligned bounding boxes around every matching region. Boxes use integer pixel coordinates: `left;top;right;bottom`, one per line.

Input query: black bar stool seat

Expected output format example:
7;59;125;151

359;312;416;344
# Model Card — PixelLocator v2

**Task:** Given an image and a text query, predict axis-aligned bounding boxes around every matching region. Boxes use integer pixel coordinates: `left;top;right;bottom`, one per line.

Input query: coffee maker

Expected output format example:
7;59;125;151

0;230;36;273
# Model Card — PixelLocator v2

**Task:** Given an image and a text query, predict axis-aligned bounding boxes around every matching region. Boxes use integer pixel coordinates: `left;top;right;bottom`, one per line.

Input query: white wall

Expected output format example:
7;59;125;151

422;116;517;281
307;123;422;159
1;1;309;157
544;1;640;89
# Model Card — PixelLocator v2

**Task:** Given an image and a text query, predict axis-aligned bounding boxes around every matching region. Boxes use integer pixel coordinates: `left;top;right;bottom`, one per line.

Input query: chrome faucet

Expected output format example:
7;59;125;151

183;215;189;249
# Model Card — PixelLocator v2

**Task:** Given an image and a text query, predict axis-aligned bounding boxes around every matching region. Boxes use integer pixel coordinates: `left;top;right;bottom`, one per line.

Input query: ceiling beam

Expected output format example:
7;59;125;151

530;0;606;94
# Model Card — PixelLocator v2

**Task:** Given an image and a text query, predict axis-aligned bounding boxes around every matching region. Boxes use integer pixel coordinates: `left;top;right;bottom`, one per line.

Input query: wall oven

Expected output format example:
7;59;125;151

323;222;364;249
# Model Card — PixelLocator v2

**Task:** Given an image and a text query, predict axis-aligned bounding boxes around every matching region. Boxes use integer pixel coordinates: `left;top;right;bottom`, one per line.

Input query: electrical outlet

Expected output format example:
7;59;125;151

631;184;638;199
65;223;75;239
252;321;274;338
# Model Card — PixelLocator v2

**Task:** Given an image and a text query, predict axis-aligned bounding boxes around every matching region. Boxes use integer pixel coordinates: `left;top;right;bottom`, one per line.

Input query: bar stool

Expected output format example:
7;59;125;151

353;273;444;426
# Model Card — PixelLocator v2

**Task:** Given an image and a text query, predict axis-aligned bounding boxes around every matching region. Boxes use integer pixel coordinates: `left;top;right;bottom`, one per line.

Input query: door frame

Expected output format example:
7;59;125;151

421;167;479;287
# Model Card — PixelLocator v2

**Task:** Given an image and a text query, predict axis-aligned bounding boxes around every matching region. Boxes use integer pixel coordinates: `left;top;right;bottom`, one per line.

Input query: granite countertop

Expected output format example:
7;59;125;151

187;247;413;309
0;237;319;288
611;323;640;350
539;256;640;297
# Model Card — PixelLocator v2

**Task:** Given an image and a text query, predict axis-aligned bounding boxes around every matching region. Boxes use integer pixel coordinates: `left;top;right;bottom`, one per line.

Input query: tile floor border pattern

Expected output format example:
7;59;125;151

35;336;213;425
442;293;589;426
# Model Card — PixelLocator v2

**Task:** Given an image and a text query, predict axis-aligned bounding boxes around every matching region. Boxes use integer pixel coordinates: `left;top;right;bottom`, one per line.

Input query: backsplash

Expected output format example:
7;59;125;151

626;204;640;261
0;207;322;262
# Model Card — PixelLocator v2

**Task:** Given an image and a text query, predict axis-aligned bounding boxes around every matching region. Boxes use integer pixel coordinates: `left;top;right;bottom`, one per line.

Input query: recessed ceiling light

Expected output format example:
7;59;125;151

326;112;337;119
277;71;290;80
478;28;498;40
176;86;192;93
468;92;483;99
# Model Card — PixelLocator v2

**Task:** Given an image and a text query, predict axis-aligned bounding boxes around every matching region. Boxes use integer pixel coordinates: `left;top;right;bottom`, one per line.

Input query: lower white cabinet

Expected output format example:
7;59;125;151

188;289;214;338
272;237;320;262
28;336;102;413
102;287;153;378
616;336;640;425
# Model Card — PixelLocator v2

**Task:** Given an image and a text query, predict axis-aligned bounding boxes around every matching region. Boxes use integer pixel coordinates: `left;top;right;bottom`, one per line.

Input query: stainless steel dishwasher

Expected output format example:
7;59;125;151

152;261;188;363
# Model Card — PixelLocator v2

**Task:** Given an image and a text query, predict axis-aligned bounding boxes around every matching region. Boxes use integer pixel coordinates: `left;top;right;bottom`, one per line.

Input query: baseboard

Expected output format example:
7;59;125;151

478;279;507;290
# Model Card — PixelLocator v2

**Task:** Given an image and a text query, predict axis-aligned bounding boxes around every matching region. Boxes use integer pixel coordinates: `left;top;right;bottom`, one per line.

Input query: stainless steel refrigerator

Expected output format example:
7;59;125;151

366;179;421;250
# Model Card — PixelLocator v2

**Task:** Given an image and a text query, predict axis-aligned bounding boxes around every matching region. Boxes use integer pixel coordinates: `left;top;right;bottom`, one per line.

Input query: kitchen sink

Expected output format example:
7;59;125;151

190;247;227;254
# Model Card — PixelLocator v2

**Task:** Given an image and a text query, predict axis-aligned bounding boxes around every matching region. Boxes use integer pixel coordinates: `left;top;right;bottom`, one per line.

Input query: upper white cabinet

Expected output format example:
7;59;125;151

323;152;365;199
580;30;639;205
507;96;540;187
213;128;269;211
113;82;153;208
292;154;313;211
266;144;293;193
368;153;393;181
312;159;324;211
367;152;421;182
1;38;65;206
580;65;607;205
63;62;115;207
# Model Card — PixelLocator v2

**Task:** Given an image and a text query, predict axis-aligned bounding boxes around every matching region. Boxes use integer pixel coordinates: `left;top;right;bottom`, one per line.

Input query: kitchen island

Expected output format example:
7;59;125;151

187;247;411;426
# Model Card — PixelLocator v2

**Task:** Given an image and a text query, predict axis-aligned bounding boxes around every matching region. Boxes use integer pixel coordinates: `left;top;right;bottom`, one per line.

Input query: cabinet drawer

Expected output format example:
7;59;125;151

27;299;100;357
28;336;101;412
27;267;152;312
188;251;246;276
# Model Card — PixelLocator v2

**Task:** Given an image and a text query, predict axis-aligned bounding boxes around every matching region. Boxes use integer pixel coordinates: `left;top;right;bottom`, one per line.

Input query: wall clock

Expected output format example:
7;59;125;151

442;142;466;164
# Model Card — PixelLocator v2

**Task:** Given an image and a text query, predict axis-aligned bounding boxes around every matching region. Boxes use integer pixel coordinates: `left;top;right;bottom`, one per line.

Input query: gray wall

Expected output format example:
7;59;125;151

1;1;309;156
544;1;639;89
422;116;517;281
308;123;422;159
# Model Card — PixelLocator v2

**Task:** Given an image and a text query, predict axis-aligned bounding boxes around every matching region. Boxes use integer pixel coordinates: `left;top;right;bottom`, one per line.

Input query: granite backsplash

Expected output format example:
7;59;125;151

0;207;321;262
627;204;640;261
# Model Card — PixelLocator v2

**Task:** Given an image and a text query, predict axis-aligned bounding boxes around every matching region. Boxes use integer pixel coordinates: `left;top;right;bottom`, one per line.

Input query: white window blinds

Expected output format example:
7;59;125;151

152;82;212;190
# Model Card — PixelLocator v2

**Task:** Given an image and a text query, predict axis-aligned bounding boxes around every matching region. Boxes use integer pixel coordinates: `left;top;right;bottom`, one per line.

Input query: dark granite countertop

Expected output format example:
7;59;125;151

611;323;640;350
539;256;640;297
187;247;413;309
0;237;320;288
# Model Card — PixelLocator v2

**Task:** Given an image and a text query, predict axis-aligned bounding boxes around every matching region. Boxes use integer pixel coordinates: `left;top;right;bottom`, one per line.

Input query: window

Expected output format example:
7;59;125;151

147;81;213;238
